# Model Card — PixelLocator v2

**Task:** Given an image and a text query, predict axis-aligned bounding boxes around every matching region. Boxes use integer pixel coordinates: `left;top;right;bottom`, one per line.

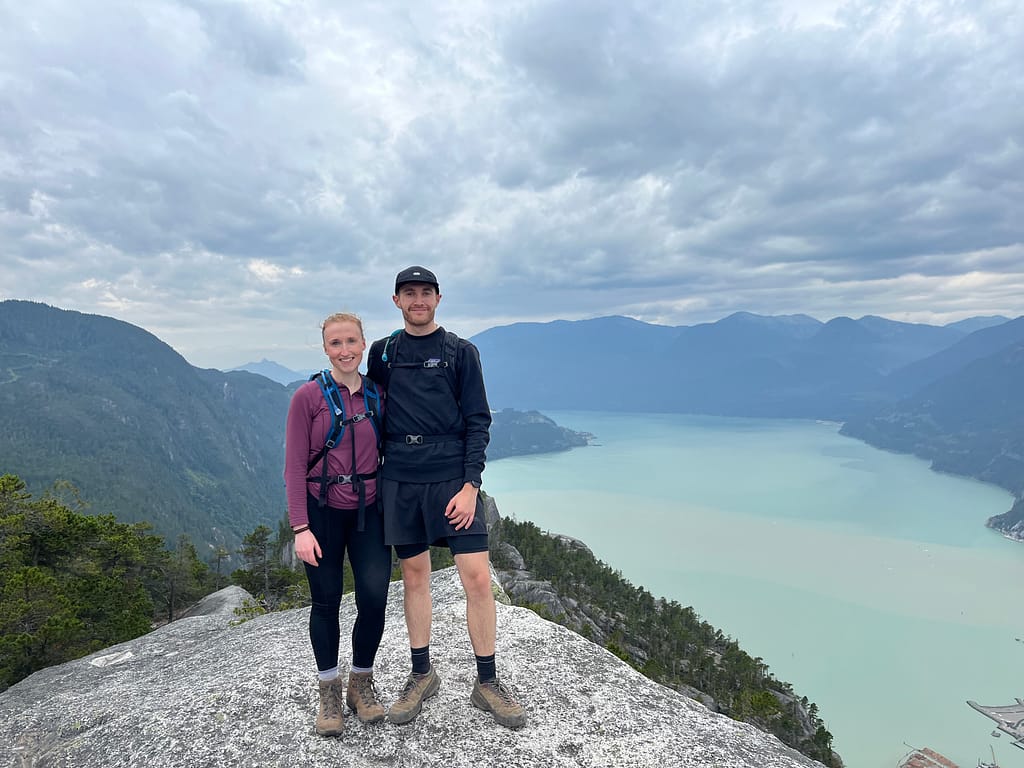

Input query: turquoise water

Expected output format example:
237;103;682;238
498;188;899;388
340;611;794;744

483;412;1024;768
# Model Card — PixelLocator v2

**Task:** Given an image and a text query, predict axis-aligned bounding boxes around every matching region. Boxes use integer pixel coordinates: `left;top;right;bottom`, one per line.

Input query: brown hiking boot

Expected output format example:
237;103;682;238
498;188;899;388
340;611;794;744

470;676;526;729
386;666;440;724
346;670;386;723
315;677;345;736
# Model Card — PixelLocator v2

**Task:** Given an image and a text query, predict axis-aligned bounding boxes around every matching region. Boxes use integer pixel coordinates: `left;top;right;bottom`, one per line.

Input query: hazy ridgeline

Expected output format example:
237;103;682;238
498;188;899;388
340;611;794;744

3;298;1022;552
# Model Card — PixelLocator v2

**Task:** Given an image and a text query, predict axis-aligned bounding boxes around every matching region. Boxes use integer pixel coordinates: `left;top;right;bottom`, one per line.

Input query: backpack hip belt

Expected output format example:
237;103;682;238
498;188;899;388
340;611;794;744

386;432;463;445
316;471;380;533
321;473;379;485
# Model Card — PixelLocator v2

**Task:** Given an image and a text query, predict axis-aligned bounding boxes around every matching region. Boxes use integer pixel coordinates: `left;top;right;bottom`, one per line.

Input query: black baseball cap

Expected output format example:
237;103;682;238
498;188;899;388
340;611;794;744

394;266;439;293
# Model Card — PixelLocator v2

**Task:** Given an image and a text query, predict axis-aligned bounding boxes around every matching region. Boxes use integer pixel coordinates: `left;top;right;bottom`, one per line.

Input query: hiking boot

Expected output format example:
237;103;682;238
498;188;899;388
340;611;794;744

315;677;345;736
346;670;386;724
470;676;526;729
386;666;440;724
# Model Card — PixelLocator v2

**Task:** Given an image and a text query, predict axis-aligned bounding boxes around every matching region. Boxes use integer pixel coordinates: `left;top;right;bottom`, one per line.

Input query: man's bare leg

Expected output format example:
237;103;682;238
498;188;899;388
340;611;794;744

387;550;440;725
454;550;496;655
456;550;526;727
400;550;433;647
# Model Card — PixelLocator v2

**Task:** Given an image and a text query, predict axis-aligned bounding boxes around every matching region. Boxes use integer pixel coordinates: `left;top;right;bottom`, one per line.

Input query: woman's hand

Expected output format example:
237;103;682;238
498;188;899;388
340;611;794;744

294;529;321;566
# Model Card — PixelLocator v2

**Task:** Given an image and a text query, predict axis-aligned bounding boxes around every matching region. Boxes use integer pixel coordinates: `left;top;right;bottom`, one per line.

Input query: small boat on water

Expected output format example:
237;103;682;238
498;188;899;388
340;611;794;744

977;745;1001;767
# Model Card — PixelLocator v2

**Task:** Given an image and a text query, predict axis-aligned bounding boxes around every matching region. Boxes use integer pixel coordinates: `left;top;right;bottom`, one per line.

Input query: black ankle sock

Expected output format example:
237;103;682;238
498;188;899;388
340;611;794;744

411;645;430;675
476;653;496;683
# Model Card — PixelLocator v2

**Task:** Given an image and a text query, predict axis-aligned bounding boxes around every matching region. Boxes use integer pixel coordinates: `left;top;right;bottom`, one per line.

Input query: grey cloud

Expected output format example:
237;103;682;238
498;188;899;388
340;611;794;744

1;0;1022;368
497;0;1024;266
182;0;306;79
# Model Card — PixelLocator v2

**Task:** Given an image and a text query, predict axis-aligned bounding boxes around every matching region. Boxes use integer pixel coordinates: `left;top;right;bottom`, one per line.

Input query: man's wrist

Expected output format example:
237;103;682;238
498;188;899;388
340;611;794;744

465;479;481;490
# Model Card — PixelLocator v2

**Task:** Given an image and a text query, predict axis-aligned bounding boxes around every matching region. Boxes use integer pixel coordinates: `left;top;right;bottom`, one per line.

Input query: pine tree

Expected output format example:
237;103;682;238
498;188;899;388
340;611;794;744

0;475;160;692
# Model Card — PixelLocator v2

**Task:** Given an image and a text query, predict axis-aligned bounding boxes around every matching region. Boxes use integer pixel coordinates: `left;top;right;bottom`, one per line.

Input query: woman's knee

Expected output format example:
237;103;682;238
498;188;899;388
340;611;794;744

352;572;390;611
309;598;342;620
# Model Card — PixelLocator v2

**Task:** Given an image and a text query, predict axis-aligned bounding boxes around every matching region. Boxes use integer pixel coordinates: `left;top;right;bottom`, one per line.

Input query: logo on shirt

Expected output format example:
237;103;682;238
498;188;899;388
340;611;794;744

424;358;441;368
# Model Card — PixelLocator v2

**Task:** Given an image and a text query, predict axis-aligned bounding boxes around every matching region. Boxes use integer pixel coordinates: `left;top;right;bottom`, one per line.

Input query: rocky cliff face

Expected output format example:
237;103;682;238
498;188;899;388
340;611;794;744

491;531;826;755
488;408;592;459
988;496;1024;541
1;572;822;768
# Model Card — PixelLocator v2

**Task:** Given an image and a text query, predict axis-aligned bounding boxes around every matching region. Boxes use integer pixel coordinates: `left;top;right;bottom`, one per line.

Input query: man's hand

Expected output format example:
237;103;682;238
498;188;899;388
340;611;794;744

294;529;322;566
445;483;479;531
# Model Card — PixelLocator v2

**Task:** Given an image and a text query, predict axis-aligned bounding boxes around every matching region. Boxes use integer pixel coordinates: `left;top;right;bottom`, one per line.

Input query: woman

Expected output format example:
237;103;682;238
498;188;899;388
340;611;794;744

284;312;392;735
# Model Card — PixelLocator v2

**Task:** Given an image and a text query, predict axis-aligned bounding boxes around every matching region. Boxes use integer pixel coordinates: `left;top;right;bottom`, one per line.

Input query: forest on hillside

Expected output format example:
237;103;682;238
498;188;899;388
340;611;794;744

0;474;305;692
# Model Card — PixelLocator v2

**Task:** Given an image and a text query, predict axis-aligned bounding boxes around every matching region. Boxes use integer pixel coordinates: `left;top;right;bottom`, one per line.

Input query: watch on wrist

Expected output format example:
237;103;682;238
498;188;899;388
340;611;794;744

468;480;481;489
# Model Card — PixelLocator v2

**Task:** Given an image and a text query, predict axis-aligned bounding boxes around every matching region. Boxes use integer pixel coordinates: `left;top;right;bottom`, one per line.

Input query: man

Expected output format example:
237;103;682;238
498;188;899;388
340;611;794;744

367;266;526;729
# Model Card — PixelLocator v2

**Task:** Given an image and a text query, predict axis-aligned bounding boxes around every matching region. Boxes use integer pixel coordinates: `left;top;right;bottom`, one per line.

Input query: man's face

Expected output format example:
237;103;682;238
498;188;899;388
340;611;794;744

393;282;441;329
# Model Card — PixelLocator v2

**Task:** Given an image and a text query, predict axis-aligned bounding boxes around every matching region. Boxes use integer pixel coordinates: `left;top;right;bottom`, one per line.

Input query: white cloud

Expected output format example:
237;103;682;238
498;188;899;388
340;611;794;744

247;259;304;283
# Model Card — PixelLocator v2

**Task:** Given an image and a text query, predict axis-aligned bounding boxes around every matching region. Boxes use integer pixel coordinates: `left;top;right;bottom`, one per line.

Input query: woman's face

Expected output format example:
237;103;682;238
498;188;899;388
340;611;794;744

322;320;366;377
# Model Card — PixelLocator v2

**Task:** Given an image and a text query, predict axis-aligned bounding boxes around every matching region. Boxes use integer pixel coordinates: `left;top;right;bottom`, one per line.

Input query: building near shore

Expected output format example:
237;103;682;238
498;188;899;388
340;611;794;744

897;747;960;768
968;698;1024;751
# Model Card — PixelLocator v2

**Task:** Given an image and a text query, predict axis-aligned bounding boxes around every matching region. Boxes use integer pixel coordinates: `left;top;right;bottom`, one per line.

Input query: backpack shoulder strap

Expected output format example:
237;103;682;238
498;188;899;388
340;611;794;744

376;328;459;396
307;370;347;473
376;329;403;390
442;330;460;395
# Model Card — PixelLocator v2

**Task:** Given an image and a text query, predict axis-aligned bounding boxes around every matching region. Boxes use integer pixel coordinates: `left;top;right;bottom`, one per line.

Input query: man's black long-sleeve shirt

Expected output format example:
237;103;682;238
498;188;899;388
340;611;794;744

367;326;491;485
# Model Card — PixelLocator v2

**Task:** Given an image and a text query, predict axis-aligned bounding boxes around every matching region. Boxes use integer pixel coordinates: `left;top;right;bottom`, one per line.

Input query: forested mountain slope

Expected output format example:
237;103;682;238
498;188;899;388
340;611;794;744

842;340;1024;497
0;300;290;554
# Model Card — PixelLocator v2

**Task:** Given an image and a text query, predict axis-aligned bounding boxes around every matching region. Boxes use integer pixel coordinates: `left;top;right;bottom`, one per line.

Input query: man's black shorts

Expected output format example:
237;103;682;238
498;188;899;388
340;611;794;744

380;477;488;556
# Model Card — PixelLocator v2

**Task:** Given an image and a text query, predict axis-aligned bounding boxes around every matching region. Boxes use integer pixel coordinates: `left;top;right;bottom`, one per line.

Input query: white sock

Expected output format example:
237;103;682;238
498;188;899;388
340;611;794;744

318;666;339;682
350;664;373;675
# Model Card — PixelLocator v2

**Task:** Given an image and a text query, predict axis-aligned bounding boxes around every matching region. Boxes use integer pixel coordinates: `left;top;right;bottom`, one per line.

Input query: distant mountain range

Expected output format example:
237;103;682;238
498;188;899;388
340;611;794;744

4;300;1021;548
470;312;1024;536
228;359;309;386
471;312;1014;418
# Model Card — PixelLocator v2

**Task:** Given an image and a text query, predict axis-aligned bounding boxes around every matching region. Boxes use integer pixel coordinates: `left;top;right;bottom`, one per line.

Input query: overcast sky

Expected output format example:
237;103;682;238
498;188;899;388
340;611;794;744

2;0;1022;371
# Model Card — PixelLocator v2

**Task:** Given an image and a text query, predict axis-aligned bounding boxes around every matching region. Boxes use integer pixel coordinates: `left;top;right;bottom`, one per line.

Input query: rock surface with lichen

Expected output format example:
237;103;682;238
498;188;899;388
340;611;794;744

0;570;823;768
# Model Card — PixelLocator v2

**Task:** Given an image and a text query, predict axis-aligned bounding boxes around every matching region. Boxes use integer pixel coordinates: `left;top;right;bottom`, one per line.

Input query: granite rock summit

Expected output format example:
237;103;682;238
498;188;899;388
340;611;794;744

1;571;822;768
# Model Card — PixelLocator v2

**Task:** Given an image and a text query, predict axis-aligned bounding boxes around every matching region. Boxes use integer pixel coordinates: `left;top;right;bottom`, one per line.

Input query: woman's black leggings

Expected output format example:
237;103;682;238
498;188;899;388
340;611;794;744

304;494;392;671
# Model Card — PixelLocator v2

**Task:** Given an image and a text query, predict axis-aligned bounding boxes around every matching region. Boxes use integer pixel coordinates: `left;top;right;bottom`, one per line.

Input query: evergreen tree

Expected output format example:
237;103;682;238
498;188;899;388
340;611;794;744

0;475;160;692
230;522;304;610
151;534;215;624
211;547;231;589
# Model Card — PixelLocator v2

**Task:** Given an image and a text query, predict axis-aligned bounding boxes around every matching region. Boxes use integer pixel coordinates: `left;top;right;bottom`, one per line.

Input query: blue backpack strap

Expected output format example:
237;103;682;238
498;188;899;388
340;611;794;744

314;370;346;446
314;371;346;508
307;370;347;486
